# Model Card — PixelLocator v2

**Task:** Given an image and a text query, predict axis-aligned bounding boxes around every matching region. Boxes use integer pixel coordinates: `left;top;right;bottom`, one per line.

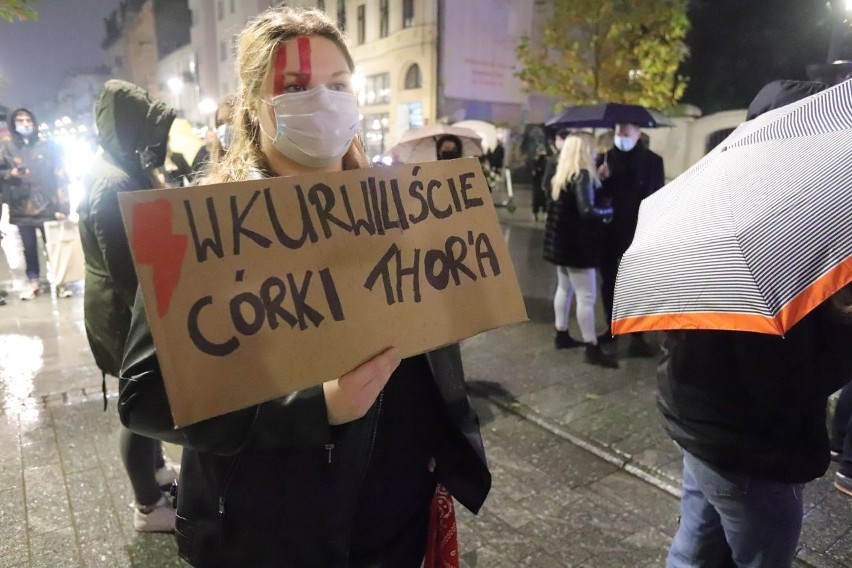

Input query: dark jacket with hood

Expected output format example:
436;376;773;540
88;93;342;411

78;80;175;377
658;299;851;483
657;80;851;484
0;108;69;226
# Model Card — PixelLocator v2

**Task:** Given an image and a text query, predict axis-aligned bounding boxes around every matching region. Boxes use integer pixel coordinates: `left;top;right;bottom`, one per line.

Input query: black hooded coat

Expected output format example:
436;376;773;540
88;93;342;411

0;108;68;226
657;80;852;483
77;80;175;377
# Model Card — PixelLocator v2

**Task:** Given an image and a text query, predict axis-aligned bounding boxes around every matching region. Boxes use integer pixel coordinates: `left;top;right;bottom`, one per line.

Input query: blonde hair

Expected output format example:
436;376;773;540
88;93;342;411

551;132;599;201
200;6;368;184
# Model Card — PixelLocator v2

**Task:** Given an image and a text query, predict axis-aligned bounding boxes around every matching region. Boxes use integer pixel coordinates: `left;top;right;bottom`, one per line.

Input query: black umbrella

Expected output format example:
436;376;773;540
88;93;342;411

546;102;662;129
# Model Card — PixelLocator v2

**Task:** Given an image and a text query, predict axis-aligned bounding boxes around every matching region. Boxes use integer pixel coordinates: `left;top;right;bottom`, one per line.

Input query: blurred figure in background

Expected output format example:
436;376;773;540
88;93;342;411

77;80;179;532
597;122;664;353
0;108;69;300
191;95;236;182
542;129;569;204
542;132;617;368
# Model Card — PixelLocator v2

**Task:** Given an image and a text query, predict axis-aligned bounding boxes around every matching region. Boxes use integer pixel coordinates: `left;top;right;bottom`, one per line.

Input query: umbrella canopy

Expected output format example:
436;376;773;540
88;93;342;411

453;120;499;152
388;124;482;163
612;79;852;336
546;102;663;129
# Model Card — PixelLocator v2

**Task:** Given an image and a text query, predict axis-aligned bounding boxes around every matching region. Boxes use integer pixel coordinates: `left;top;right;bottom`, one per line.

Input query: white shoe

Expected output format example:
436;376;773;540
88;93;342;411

19;281;39;301
133;496;176;533
155;461;180;490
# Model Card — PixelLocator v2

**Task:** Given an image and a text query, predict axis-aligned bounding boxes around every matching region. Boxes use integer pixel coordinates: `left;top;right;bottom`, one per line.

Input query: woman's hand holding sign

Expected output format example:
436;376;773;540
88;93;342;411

323;347;401;425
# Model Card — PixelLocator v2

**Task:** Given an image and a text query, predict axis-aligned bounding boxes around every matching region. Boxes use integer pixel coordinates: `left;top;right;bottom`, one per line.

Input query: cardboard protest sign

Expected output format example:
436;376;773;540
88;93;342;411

119;158;527;426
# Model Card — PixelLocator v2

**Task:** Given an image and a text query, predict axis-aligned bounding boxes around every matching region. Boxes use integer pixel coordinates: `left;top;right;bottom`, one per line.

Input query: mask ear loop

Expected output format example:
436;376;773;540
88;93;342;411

255;99;278;144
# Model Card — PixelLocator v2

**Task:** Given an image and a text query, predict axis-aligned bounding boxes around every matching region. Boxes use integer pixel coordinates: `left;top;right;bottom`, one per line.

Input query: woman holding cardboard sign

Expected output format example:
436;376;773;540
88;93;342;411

118;6;490;567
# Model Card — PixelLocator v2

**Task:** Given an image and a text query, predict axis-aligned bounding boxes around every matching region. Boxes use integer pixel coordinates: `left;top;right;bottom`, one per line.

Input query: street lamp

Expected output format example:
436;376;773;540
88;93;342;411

828;0;851;64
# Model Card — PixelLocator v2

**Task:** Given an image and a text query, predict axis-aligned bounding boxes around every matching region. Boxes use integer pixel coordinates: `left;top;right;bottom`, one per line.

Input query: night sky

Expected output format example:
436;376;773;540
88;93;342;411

0;0;123;110
680;0;838;113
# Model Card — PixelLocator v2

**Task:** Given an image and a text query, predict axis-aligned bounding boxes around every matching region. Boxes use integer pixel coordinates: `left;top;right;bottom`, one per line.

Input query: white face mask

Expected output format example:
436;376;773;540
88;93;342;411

263;85;360;168
16;125;33;137
614;135;637;152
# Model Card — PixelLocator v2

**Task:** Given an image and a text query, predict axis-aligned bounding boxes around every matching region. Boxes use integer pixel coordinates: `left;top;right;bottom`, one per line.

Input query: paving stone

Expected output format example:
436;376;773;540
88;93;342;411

29;527;81;568
0;487;26;528
24;464;72;535
0;522;29;568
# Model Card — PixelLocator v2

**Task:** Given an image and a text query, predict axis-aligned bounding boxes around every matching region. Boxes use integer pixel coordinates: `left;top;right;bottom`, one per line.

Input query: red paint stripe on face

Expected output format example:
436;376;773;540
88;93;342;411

297;36;312;85
273;44;288;96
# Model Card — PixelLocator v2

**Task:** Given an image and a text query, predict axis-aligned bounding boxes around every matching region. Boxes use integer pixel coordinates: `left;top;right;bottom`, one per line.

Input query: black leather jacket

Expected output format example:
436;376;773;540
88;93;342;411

543;170;613;269
119;289;491;567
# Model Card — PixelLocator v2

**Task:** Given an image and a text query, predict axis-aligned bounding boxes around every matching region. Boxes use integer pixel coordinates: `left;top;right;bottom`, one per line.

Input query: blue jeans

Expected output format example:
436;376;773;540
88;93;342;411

18;225;45;281
667;449;804;568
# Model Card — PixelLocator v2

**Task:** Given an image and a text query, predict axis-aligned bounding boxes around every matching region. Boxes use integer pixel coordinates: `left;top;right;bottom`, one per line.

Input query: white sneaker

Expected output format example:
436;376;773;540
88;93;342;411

19;281;39;301
133;496;176;533
155;461;180;490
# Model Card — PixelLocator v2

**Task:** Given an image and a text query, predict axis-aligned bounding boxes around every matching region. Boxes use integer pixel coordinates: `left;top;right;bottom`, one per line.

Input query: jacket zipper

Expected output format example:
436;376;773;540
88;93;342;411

218;454;243;517
342;388;385;567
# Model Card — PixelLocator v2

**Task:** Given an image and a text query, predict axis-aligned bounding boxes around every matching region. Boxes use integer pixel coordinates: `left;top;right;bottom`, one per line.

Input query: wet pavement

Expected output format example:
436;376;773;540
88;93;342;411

0;188;851;567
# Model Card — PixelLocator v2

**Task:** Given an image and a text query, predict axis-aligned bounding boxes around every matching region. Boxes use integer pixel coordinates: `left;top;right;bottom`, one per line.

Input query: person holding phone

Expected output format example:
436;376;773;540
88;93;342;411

0;108;69;300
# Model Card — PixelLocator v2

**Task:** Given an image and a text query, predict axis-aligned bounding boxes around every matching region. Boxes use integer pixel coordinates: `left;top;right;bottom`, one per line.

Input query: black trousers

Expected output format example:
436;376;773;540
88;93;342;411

599;245;622;331
17;224;45;281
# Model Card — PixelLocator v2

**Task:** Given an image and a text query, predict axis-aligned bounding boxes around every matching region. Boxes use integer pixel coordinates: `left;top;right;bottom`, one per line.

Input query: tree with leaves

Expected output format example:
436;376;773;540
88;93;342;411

516;0;690;109
0;0;37;22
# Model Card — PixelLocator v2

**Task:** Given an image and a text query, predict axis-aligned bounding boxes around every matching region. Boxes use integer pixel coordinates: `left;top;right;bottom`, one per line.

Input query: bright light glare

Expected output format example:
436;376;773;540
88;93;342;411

198;97;217;115
57;137;96;215
167;76;184;93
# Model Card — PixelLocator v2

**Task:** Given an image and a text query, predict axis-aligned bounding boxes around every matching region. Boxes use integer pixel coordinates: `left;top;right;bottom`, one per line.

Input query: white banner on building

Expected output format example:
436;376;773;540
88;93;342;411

441;0;533;105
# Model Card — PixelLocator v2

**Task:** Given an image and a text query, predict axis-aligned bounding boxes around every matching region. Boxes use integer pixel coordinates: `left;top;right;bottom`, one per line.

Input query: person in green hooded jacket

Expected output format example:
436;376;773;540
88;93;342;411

77;80;179;532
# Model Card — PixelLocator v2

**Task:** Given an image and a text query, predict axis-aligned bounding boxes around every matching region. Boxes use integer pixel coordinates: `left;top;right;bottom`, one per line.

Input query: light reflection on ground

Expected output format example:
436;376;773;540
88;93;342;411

0;333;44;411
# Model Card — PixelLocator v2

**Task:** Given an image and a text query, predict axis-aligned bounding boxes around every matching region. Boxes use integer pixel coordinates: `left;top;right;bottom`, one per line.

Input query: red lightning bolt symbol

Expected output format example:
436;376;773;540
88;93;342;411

131;199;188;318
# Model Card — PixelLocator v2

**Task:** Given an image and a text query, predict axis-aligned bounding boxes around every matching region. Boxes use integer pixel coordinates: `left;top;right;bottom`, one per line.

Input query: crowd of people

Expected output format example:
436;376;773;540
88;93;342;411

0;4;850;567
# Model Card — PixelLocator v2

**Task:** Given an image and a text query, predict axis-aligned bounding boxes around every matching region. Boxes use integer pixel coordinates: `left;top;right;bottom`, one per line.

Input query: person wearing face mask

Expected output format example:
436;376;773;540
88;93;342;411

596;122;664;355
117;7;491;568
0;108;70;300
77;80;179;533
190;95;236;182
435;134;463;161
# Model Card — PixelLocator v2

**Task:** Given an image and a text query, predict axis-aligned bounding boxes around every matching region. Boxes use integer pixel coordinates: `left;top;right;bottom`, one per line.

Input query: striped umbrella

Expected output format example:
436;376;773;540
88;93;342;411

612;79;852;336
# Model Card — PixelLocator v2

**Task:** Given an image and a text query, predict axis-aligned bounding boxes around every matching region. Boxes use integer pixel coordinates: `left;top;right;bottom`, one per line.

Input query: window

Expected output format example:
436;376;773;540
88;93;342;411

217;0;223;20
379;0;389;38
361;112;389;163
361;73;390;105
357;4;365;44
402;0;414;28
404;64;421;89
317;0;325;10
229;0;235;13
219;40;227;62
337;0;345;31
